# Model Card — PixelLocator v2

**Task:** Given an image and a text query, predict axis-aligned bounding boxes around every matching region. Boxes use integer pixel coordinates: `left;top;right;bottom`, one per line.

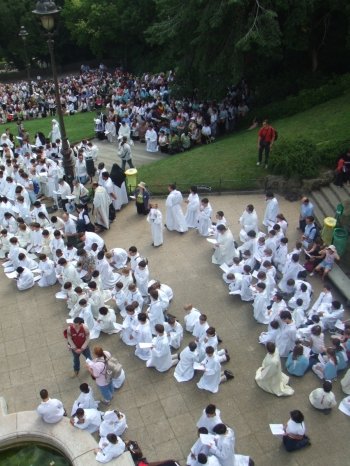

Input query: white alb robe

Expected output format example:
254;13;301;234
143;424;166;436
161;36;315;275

146;334;172;372
165;190;188;233
147;208;163;246
197;354;222;393
185;193;200;228
174;346;199;382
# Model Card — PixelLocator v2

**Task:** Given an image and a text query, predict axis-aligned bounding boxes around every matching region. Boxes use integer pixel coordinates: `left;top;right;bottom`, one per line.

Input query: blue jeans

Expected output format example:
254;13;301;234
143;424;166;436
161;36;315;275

98;381;114;401
72;347;92;372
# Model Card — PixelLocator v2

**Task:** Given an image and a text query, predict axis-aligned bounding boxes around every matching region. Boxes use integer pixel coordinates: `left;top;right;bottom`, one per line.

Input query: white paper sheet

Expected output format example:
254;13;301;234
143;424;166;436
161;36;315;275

220;263;230;273
269;424;284;435
206;238;218;245
193;362;205;371
229;290;241;295
338;399;350;416
139;342;153;349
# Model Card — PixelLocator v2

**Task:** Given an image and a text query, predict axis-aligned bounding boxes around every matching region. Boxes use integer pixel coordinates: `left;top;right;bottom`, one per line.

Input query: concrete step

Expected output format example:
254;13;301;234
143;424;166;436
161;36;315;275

309;191;328;225
329;263;350;304
319;186;341;215
329;183;350;204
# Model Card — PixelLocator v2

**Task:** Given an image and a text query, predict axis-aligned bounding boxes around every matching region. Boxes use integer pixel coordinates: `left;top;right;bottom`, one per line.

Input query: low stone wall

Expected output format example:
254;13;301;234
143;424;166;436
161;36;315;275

0;409;134;466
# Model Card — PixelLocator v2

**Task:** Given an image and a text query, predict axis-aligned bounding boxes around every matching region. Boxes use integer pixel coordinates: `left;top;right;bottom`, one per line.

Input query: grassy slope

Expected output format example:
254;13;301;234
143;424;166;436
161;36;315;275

4;111;95;144
138;91;350;193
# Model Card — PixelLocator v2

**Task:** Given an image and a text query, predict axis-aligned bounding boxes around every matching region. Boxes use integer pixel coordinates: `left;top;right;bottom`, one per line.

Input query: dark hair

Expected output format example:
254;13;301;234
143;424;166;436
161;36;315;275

292;345;304;360
290;410;304;424
266;342;275;354
189;341;197;351
73;317;84;324
79;383;89;393
197;454;208;465
39;389;48;400
106;433;117;444
205;404;216;415
190;185;198;193
155;323;164;333
213;423;227;435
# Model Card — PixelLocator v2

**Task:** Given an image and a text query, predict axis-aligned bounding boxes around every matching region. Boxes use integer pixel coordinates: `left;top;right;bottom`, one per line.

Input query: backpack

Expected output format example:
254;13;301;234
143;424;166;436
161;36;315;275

33;180;40;194
310;224;320;240
105;356;122;383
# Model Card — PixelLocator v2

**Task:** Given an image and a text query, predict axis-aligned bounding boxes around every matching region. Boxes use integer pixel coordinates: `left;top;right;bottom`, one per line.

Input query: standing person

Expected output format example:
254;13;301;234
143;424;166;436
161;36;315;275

263;191;279;229
257;119;276;168
134;181;150;215
86;346;115;406
255;342;294;396
66;317;92;376
49;119;61;143
105;117;116;143
239;204;258;242
197;198;213;237
109;163;128;210
185;185;200;228
37;389;65;424
118;136;134;171
165;184;188;233
212;225;237;265
282;410;311;452
147;203;163;247
299;197;314;232
93;184;110;231
145;123;158;152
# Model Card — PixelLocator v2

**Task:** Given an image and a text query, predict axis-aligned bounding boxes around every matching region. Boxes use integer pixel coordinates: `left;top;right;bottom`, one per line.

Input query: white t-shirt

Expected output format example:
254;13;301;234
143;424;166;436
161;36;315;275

37;398;65;423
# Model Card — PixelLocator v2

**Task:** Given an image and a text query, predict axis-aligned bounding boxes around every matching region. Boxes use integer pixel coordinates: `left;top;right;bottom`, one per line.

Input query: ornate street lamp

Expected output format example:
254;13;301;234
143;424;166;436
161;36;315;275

32;0;75;183
18;26;33;96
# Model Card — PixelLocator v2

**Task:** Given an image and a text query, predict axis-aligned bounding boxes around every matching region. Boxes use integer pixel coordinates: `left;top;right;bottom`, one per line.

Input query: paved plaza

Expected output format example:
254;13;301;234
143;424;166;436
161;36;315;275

0;141;349;465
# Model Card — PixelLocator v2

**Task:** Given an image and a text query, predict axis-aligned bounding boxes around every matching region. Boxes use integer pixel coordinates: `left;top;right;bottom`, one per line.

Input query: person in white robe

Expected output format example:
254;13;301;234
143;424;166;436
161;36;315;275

49;119;61;143
197;198;212;237
263;192;279;229
134;313;153;361
147;204;163;247
309;380;337;411
209;424;236;466
239;204;259;241
124;283;144;310
15;266;35;290
275;311;297;357
255;342;294;396
145;124;158;152
146;324;178;372
309;285;333;316
240;267;254;301
95;433;125;464
278;254;305;293
174;341;199;382
97;307;117;334
319;300;344;331
184;304;201;332
147;290;166;334
165;317;183;349
118;120;131;144
105;118;116;143
106;248;128;270
197;347;232;394
78;300;97;333
341;368;350;395
187;428;210;466
196;405;222;433
70;407;101;434
87;283;105;318
185;186;200;228
212;225;237;265
112;282;127;317
58;258;82;288
37;254;57;287
96;252;120;290
121;305;139;346
99;410;127;441
71;383;99;416
165;184;188;233
252;282;270;324
134;260;150;297
93;185;110;230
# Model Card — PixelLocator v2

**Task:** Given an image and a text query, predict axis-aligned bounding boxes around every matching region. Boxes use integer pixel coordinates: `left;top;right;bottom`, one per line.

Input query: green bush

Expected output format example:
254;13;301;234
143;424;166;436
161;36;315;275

240;73;350;127
269;138;319;179
316;139;350;168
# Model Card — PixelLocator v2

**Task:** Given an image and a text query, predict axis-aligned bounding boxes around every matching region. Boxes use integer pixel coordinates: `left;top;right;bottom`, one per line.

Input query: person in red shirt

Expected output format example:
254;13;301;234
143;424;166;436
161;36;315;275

257;119;276;168
67;317;92;376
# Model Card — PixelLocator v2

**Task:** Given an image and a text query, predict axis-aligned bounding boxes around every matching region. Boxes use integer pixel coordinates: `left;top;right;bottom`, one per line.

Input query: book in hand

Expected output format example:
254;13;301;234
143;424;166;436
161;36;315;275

206;238;218;245
193;362;205;371
139;342;153;349
269;424;284;436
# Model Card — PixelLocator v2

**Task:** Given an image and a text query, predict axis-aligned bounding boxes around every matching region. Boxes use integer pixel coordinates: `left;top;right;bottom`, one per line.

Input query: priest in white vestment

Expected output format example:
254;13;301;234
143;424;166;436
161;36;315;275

165;184;188;233
255;342;294;396
145;123;158;152
93;185;110;230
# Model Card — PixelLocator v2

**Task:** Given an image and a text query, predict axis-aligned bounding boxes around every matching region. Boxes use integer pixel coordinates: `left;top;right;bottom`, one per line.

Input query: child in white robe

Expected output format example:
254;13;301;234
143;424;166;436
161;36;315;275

70;407;101;434
184;304;201;332
121;305;139;345
134;312;153;360
95;433;125;464
187;427;210;466
240;265;253;302
197;198;212;237
291;299;307;328
259;319;279;345
147;203;163;247
16;266;34;290
99;410;127;441
146;324;179;372
196;404;222;433
71;383;99;416
97;307;117;334
134;260;150;297
112;282;127;317
309;380;337;412
174;341;199;382
196;346;233;393
37;254;57;287
164;316;183;349
253;282;269;324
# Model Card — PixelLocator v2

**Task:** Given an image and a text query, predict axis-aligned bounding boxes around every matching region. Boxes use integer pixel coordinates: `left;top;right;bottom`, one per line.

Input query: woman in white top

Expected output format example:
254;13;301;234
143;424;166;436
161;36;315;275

283;410;310;451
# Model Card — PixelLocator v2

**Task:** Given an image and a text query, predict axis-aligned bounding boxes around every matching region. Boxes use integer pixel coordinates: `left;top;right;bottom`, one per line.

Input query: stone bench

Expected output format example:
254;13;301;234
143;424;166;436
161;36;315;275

329;263;350;305
0;409;134;466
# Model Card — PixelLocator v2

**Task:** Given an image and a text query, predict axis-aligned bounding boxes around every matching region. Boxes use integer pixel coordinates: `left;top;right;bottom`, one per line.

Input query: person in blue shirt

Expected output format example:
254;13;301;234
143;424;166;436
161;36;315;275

312;347;338;380
299;197;314;231
286;344;309;377
302;216;317;250
332;338;348;371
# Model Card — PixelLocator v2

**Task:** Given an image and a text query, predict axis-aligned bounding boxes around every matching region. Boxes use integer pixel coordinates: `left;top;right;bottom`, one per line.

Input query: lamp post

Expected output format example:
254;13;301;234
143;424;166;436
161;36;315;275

18;26;33;96
32;0;74;183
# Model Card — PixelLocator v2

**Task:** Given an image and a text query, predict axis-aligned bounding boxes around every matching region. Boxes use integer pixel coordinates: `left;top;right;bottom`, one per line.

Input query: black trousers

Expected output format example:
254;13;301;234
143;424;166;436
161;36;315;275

258;141;271;164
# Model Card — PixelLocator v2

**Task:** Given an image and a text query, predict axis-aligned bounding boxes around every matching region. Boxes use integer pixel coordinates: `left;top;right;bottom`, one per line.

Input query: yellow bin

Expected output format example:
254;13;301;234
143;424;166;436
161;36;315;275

321;217;336;245
125;168;138;195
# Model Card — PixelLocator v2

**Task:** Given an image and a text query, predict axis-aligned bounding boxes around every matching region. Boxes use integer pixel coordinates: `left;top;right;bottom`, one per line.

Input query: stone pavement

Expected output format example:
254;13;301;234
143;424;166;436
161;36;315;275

1;190;349;466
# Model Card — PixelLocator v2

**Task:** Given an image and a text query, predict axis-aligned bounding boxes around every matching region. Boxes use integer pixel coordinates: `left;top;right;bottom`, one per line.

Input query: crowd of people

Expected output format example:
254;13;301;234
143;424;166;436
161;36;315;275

1;122;350;463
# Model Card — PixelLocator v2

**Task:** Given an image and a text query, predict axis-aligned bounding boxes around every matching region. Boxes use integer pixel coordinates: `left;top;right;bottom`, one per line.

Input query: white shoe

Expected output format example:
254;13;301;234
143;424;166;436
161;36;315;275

256;162;260;166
